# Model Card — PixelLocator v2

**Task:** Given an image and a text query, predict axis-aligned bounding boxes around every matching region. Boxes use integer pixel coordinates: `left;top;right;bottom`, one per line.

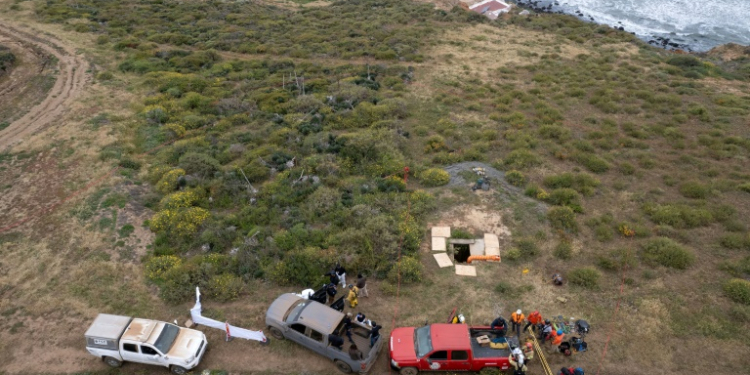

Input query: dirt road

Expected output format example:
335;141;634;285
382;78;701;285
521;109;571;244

0;23;90;150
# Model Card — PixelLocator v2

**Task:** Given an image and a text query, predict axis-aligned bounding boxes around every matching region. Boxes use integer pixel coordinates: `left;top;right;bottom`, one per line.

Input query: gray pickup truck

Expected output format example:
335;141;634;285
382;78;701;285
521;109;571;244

266;293;384;374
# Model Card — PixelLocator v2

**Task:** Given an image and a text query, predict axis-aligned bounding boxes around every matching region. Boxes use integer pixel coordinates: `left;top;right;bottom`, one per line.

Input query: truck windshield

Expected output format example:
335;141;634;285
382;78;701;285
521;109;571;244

285;301;309;323
415;325;432;358
154;324;180;354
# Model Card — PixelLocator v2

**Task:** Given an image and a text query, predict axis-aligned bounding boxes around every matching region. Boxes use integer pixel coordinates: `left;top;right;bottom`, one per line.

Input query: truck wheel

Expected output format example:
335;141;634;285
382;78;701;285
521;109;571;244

170;366;188;375
399;367;418;375
103;357;122;368
269;327;285;340
334;360;352;374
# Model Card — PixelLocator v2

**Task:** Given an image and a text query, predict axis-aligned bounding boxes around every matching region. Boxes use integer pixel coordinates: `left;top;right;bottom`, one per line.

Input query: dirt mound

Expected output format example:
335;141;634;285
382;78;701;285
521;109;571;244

706;42;750;61
0;24;90;151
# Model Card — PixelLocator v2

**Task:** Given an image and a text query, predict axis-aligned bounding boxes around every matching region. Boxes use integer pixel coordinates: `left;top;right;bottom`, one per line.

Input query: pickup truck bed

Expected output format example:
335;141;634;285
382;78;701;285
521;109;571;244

334;321;372;352
469;328;513;358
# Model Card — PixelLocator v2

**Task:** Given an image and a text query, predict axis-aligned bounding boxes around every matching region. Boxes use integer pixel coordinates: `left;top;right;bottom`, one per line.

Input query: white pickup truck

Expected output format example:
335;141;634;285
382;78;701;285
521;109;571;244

85;314;208;374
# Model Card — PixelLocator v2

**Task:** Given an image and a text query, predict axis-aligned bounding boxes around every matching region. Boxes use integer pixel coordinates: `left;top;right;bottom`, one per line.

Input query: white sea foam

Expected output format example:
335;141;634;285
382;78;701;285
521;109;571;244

554;0;750;49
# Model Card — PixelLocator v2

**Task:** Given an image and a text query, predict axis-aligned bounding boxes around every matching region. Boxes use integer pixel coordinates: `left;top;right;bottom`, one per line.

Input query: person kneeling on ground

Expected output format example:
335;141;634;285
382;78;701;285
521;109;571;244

552;273;564;286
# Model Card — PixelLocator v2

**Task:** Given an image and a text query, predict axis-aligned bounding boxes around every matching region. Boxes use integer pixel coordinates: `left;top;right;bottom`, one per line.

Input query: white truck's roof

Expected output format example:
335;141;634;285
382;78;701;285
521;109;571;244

85;314;132;339
121;318;164;344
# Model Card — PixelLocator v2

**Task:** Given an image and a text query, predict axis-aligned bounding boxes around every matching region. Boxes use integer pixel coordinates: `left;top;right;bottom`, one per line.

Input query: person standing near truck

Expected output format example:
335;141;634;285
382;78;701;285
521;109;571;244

346;284;359;308
370;322;382;347
356;273;368;298
524;310;543;335
335;264;347;288
326;283;338;304
490;315;508;336
511;309;525;338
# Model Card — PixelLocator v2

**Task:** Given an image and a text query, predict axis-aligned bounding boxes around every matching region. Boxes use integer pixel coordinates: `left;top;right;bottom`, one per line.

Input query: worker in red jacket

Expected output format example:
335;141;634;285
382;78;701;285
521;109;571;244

523;310;543;335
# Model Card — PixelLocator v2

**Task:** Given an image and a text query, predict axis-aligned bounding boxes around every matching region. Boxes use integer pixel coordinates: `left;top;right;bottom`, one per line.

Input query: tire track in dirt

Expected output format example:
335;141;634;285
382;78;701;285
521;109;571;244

0;24;90;150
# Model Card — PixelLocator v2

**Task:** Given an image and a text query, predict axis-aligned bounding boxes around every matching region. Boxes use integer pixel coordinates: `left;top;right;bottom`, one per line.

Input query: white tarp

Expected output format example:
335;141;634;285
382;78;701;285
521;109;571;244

190;287;267;342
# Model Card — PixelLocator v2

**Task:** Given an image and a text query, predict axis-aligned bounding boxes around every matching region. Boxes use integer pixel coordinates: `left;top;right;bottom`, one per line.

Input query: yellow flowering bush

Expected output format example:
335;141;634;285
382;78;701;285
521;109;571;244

205;274;243;302
419;168;450;187
147;165;171;185
160;191;199;209
145;255;182;282
150;207;210;237
164;122;186;138
156;168;185;194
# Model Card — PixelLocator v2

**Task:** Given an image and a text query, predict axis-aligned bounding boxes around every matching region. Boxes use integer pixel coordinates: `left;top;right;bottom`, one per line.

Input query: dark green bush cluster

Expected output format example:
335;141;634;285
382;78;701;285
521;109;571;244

0;45;16;74
554;240;573;260
37;0;467;61
641;237;695;269
543;172;600;196
574;153;610;173
643;203;713;228
719;233;750;250
678;181;710;199
568;267;600;288
547;206;579;233
512;237;539;259
501;149;542;170
505;170;527;187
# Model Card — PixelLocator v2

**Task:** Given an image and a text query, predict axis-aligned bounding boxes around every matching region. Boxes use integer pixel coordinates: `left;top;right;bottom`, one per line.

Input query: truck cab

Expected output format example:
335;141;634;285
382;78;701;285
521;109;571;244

85;314;208;375
266;293;384;374
389;324;511;375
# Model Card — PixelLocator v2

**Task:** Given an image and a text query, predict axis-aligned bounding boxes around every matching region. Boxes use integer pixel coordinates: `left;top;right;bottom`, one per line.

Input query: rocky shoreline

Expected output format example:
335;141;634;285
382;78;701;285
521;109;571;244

510;0;749;53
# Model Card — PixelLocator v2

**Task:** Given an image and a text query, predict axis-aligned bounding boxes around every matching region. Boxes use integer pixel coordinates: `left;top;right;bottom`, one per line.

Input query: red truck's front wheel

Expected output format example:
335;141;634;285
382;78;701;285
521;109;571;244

399;367;418;375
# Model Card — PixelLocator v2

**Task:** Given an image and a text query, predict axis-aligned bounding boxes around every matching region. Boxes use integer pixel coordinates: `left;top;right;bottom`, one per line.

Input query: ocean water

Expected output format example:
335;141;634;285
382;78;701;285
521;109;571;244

529;0;750;51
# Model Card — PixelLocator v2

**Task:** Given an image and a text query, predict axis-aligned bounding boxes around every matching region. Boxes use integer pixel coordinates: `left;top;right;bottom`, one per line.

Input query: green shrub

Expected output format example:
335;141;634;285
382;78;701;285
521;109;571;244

594;223;614;242
505;170;527;187
542;172;600;196
419;168;450;187
547;206;579;233
451;228;474;239
554;240;572;260
204;274;243;302
738;182;750;193
642;237;695;269
679;181;709;199
568;267;600;288
723;279;750;305
268;247;333;286
388;256;423;284
513;237;539;259
575;153;610;173
619;162;636;175
502;149;542;170
644;203;713;229
504;248;521;261
547;188;581;207
494;281;513;295
719;233;750;249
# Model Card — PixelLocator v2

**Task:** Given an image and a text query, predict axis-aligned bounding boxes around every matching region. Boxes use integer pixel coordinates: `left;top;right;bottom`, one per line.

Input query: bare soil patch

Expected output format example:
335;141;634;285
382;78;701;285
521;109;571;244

0;23;91;151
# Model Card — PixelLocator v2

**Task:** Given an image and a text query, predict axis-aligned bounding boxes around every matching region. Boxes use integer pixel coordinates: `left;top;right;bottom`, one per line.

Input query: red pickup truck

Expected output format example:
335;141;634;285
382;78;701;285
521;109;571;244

389;323;512;374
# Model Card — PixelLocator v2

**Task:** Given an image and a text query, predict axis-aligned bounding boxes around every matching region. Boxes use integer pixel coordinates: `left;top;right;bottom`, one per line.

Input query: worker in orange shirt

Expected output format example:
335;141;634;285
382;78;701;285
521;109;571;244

511;309;525;338
523;310;543;336
553;329;565;348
